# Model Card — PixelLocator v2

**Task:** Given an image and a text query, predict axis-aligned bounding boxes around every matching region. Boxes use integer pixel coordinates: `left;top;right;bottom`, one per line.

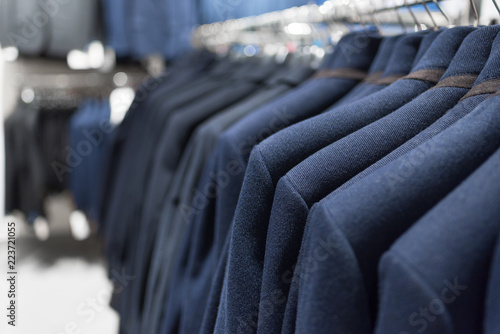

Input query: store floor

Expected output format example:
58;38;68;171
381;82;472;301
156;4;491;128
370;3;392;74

0;217;119;334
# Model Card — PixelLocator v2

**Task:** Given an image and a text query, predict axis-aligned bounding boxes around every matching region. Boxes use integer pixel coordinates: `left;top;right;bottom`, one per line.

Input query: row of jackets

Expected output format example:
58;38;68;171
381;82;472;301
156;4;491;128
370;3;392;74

4;98;112;224
99;26;500;334
5;101;75;222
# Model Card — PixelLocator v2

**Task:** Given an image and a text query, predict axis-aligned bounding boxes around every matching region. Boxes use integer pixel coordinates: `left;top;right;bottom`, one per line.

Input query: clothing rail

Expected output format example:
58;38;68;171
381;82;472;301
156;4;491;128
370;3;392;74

193;0;473;52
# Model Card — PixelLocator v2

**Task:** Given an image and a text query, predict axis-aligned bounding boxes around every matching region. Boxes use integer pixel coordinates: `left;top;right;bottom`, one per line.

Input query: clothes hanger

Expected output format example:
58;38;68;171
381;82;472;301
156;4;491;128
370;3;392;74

420;0;439;30
366;0;384;34
194;0;478;64
493;0;500;15
432;0;451;26
404;0;423;31
471;0;479;26
395;7;409;33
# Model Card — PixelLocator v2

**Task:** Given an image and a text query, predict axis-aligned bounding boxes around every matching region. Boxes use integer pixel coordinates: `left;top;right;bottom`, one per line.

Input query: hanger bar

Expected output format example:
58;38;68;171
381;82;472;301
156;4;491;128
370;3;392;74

367;0;448;15
194;0;478;53
195;0;451;34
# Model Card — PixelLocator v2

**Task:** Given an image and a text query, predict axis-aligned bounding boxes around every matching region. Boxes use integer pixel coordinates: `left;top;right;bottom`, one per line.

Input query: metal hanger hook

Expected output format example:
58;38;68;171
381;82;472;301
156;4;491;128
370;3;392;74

431;0;451;26
404;0;422;31
470;0;479;27
367;0;383;34
421;0;438;30
394;7;407;33
492;0;500;17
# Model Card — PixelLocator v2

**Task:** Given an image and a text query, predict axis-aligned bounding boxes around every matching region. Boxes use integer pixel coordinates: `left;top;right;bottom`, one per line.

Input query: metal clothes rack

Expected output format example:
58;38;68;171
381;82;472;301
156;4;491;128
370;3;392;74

193;0;482;54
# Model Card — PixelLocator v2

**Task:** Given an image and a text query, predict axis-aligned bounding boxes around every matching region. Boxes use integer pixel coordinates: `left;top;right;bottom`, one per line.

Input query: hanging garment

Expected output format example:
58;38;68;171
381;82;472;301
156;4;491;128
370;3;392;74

101;56;244;274
4;103;45;222
375;141;500;334
99;52;216;233
264;25;500;334
158;31;384;334
101;0;134;58
120;60;284;332
104;56;287;334
69;100;113;221
149;34;380;330
94;22;500;334
283;35;500;334
167;30;440;334
37;107;76;192
290;34;500;333
136;59;289;334
214;26;471;334
334;29;442;107
130;64;315;334
485;230;500;334
101;56;246;317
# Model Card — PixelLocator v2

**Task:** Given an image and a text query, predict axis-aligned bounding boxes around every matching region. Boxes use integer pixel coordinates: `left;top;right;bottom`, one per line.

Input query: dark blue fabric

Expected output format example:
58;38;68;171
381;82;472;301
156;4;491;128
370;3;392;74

130;0;167;58
485;231;500;334
99;56;239;317
138;61;279;251
69;102;91;215
128;0;198;59
99;51;215;227
102;58;253;265
99;73;184;229
375;145;500;334
104;0;197;59
4;103;45;220
336;29;444;107
215;27;470;334
157;32;383;334
284;72;500;334
334;34;403;106
101;0;133;57
129;63;310;334
196;31;429;334
149;36;430;334
258;25;498;334
133;60;286;333
293;83;500;334
115;60;279;333
136;65;313;334
136;60;279;245
69;100;113;222
101;59;222;267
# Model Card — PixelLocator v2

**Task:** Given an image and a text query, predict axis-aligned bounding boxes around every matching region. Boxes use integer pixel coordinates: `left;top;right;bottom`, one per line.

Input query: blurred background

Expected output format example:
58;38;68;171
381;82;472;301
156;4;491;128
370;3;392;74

0;1;331;333
0;0;496;333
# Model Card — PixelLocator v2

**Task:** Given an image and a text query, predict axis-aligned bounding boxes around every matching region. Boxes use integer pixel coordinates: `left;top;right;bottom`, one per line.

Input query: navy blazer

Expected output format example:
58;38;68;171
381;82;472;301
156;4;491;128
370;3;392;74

216;27;472;334
294;76;500;334
259;25;499;334
156;32;383;334
485;231;500;334
375;146;500;334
